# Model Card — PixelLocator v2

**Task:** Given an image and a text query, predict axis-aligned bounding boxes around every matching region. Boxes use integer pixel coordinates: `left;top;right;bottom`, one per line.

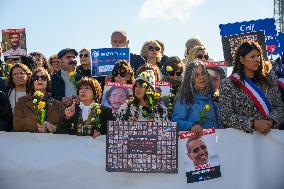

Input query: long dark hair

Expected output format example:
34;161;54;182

232;40;272;87
176;59;213;104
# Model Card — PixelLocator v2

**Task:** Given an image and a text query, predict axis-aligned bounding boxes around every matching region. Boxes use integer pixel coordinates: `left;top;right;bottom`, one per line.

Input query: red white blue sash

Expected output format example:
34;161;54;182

277;77;284;89
230;73;272;118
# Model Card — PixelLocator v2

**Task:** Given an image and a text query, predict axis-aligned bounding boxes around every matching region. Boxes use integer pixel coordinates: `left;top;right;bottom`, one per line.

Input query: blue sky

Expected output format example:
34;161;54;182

0;0;273;61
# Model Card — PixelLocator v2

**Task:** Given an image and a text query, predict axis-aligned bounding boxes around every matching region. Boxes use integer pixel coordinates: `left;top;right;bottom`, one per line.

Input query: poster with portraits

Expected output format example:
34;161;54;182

91;48;129;77
2;28;27;59
179;128;221;183
101;81;133;112
106;121;178;173
221;31;267;66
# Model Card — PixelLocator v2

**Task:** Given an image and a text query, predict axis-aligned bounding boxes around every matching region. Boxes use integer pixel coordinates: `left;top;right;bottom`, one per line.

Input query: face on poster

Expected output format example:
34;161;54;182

101;81;132;112
2;28;27;58
180;128;220;171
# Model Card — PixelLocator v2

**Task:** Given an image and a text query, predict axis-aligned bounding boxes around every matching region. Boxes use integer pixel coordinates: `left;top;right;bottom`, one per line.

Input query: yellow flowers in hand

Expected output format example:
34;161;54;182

96;108;101;115
34;91;44;98
69;71;75;78
166;66;173;72
204;104;210;112
38;101;46;109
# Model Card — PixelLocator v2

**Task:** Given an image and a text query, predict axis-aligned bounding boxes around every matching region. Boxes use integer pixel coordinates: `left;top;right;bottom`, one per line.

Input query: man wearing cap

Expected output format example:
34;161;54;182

51;48;78;106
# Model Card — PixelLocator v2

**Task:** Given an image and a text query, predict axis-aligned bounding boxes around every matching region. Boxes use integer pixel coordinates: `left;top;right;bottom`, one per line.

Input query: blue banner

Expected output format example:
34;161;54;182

91;48;130;77
219;18;279;55
278;32;284;54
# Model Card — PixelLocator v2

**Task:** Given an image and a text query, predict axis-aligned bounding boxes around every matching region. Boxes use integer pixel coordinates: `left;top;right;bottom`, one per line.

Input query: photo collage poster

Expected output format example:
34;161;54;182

106;121;178;173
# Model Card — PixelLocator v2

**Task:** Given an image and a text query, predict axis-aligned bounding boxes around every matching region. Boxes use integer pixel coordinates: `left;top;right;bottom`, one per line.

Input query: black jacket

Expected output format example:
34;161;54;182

56;105;114;135
0;91;13;131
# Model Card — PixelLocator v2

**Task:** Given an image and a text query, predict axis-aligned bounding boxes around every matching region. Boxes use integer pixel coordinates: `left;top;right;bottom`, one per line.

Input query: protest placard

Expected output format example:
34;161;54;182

91;48;129;77
2;28;27;59
179;128;221;183
101;81;133;112
106;121;178;173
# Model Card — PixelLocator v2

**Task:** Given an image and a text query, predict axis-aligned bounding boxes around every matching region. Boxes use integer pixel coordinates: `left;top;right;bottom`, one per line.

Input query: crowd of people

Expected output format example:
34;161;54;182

0;30;284;139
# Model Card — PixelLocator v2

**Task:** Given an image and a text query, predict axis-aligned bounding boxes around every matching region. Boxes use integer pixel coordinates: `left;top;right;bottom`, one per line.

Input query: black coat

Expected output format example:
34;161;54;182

0;91;13;131
56;105;114;135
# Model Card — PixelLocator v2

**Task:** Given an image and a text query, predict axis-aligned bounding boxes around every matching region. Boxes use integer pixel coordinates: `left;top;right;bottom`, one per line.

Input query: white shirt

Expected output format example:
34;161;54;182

79;102;94;121
9;89;26;113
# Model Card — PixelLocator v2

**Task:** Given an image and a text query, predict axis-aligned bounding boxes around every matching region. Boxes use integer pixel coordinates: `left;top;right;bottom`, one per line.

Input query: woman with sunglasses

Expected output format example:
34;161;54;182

185;46;209;67
6;63;32;112
162;56;184;119
140;40;163;78
115;70;168;122
110;60;134;84
56;77;114;137
14;67;65;133
172;59;222;137
76;48;91;78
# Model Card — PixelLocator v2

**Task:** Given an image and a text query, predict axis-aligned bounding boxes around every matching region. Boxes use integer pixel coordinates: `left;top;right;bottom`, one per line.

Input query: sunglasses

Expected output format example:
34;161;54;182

192;145;207;154
32;75;48;81
168;71;182;77
148;46;160;52
113;72;127;77
79;54;89;58
196;54;209;60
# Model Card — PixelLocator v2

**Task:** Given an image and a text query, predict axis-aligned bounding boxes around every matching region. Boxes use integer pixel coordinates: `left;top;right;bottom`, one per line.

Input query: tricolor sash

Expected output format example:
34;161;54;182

230;73;272;118
277;77;284;89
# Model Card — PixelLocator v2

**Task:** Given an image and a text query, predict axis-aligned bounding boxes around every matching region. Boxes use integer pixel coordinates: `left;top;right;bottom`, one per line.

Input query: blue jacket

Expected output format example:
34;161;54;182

172;92;222;131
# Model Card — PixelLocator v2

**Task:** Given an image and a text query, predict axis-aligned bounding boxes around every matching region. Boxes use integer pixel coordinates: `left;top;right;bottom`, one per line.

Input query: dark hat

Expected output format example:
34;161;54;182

57;48;78;59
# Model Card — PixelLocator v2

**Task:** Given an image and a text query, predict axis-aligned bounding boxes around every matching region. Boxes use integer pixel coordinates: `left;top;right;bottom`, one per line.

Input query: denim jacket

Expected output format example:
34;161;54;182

172;92;222;131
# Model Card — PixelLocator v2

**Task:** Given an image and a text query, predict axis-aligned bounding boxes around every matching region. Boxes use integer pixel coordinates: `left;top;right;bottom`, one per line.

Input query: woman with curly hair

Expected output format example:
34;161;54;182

220;41;284;134
13;67;65;133
110;60;134;84
6;63;32;112
172;59;222;137
57;77;114;137
115;70;168;122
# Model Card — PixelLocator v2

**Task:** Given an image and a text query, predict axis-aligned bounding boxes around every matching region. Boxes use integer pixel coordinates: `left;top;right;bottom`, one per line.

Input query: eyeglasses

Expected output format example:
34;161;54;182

13;72;26;77
192;145;207;154
112;72;127;77
148;46;160;52
168;71;182;77
32;75;48;81
79;54;89;58
196;54;209;60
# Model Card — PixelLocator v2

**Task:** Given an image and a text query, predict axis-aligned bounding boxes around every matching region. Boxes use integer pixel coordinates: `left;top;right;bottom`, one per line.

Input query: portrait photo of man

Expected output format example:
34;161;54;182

104;86;130;112
2;29;27;58
186;137;208;166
